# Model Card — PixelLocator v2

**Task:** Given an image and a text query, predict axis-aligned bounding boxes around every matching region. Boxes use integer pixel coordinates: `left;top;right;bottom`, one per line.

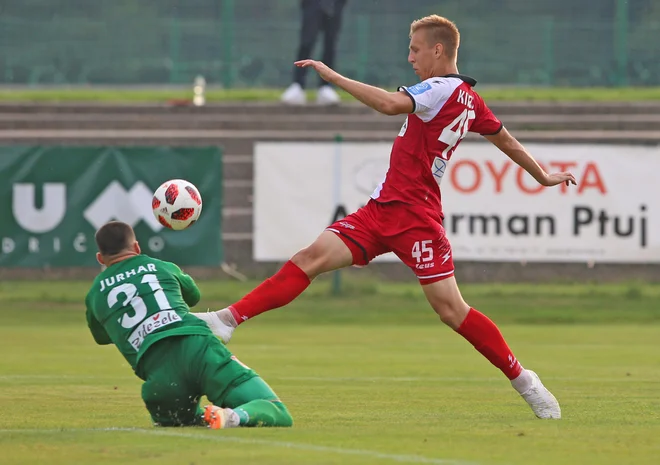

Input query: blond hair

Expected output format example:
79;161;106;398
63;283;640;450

410;15;460;60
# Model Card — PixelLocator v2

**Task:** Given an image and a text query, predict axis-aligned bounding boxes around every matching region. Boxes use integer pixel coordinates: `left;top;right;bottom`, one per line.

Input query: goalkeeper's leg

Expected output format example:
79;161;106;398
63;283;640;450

199;337;293;428
141;343;206;427
222;376;293;427
204;377;293;428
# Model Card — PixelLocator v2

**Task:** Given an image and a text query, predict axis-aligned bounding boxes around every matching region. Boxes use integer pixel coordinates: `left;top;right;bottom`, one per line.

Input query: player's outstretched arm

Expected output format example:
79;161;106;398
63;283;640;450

85;301;112;345
167;262;201;308
179;273;201;308
294;59;412;115
484;127;577;187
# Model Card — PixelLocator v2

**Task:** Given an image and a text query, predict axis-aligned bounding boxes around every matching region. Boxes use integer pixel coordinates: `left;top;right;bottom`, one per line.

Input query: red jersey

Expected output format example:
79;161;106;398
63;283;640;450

370;74;503;217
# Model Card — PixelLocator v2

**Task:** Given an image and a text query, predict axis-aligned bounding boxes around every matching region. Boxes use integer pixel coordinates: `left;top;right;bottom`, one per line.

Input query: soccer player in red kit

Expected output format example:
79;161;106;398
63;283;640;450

194;15;576;419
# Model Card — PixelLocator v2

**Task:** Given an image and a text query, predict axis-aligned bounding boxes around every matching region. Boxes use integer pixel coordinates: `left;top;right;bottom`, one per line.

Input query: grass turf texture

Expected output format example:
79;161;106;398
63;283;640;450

1;279;659;465
0;87;660;103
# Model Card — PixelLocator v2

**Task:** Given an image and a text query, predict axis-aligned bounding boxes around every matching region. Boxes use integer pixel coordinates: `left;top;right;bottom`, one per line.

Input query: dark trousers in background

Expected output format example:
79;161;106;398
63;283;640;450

293;0;347;88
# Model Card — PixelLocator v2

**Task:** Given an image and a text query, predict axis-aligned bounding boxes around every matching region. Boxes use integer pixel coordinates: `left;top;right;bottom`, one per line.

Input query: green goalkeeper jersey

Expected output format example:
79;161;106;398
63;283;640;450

85;254;212;376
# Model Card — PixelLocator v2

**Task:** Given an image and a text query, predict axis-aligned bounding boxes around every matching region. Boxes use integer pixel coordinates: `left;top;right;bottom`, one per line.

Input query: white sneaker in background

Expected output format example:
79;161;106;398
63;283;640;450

281;83;306;105
316;85;340;105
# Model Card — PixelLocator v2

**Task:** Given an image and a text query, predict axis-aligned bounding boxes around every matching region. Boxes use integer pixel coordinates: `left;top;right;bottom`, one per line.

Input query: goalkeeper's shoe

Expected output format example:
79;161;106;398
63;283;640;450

203;405;240;429
191;308;236;344
519;370;561;419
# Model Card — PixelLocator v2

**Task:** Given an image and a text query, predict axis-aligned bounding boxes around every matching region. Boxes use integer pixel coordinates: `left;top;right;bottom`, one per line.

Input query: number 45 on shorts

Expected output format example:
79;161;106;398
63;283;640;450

411;240;433;263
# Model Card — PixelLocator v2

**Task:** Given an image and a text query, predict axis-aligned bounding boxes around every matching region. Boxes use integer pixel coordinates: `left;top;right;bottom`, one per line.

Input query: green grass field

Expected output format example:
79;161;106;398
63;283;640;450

1;86;660;103
1;279;659;465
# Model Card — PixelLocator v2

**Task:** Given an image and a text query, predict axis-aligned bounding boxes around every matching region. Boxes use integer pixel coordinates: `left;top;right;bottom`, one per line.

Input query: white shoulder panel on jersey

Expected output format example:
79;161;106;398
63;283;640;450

398;77;464;123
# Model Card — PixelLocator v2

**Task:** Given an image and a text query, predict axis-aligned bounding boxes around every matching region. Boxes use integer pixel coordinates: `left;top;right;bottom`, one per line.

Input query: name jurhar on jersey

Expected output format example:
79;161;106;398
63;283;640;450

99;263;158;292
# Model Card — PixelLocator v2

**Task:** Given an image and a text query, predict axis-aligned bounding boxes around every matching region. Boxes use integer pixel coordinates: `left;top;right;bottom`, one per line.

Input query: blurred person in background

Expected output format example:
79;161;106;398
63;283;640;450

281;0;348;105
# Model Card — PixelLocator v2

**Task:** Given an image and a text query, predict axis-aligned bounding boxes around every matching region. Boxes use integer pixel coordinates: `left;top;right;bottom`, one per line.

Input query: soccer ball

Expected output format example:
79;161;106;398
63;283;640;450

152;179;203;231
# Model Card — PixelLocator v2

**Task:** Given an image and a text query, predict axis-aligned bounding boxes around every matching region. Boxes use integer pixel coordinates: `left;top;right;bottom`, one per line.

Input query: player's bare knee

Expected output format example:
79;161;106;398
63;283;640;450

291;247;315;275
432;301;469;330
432;302;457;327
292;235;350;279
291;245;327;279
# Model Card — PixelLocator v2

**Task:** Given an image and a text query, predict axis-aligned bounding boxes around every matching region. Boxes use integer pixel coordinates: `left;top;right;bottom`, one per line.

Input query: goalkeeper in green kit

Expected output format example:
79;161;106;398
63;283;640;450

85;221;293;429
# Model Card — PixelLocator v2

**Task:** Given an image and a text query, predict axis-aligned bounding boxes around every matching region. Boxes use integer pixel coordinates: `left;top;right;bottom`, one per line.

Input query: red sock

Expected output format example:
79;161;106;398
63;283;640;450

229;260;311;324
456;308;523;380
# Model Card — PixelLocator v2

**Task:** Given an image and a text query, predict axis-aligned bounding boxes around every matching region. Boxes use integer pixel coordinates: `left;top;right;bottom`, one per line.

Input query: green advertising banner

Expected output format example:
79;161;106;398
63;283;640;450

0;146;222;267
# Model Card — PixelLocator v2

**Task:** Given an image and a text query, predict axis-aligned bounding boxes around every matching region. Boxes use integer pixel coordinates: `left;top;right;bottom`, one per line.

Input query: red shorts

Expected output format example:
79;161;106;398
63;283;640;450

326;200;454;284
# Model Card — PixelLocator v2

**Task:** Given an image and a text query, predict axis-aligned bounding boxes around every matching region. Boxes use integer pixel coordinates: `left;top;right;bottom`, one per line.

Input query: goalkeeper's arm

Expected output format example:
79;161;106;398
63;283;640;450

170;264;201;308
85;299;112;345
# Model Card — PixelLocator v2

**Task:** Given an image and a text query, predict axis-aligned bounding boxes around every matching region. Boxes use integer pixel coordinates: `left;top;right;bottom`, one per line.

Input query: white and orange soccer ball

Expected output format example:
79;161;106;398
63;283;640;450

152;179;203;230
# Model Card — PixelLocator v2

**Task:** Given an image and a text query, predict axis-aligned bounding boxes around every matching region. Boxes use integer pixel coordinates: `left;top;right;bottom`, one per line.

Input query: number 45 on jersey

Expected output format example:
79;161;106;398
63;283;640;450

438;109;475;159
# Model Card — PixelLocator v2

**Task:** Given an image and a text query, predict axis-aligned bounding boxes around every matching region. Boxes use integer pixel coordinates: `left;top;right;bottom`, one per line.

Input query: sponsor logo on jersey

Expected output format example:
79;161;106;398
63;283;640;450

415;262;435;270
441;251;452;265
398;117;408;137
128;310;182;351
406;82;432;95
432;157;448;184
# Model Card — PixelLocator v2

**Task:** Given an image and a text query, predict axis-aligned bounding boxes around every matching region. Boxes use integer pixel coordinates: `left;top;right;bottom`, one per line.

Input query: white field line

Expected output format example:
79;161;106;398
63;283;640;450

0;427;478;465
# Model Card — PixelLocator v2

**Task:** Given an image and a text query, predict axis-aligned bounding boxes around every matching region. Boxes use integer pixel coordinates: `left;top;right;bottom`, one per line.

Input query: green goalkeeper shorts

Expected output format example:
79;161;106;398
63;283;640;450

139;334;261;426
